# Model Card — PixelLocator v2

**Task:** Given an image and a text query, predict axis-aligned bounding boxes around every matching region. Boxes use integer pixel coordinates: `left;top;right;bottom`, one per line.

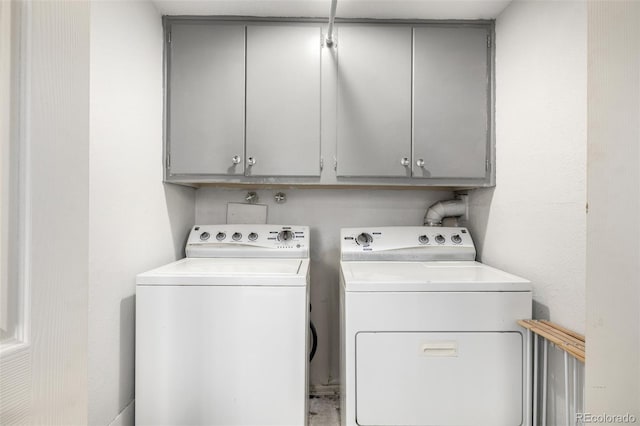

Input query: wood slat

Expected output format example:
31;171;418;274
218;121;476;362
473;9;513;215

518;319;586;363
540;320;585;342
533;321;585;350
518;320;585;361
527;323;585;361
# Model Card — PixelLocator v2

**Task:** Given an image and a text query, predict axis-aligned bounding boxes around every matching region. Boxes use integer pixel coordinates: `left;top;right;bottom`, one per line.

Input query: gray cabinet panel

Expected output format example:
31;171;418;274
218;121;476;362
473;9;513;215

168;24;245;175
336;26;413;177
246;25;321;177
413;27;489;179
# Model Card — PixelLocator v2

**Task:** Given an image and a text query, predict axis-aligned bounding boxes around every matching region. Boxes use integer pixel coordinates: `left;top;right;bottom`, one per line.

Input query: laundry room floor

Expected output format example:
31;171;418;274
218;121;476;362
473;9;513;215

308;395;340;425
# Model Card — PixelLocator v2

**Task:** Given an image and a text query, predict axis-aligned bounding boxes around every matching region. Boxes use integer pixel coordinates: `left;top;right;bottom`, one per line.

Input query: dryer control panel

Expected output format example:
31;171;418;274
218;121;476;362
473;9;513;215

341;226;476;261
186;224;309;258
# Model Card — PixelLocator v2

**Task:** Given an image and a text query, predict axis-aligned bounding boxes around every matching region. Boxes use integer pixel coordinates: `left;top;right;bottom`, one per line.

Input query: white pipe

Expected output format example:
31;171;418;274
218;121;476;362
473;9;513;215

581;363;585;416
424;199;466;226
325;0;338;47
533;334;538;426
572;357;577;425
564;351;570;426
542;341;548;426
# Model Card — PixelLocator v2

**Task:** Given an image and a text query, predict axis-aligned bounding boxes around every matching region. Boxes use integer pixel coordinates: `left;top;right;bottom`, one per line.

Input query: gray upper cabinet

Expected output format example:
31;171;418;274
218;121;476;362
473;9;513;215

164;19;494;187
246;25;321;177
168;23;245;176
412;26;490;179
336;25;413;177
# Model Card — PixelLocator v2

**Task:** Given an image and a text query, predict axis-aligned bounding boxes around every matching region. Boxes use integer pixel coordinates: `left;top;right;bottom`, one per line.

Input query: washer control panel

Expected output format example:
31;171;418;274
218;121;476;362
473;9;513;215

186;224;309;258
341;226;475;261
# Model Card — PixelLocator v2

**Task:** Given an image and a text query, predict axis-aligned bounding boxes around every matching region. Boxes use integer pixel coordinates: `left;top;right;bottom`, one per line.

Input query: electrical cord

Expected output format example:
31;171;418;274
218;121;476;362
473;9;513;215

310;321;318;362
309;304;318;362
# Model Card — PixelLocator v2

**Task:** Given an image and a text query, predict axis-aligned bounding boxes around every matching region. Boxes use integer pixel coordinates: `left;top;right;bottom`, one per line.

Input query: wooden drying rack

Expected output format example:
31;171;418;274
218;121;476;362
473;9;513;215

518;319;585;362
518;319;585;426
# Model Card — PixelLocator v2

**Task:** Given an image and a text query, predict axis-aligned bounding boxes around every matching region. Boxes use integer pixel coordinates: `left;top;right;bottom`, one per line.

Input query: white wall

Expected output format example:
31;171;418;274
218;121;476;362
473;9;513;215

586;0;640;416
29;2;91;422
88;2;195;425
469;0;587;334
1;1;90;424
195;188;454;387
468;1;587;422
0;0;11;334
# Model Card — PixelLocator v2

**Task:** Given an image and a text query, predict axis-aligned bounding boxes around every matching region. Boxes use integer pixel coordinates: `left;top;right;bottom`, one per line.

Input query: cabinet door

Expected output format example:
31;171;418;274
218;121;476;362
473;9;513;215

336;26;412;177
168;24;245;175
245;25;321;177
413;27;489;179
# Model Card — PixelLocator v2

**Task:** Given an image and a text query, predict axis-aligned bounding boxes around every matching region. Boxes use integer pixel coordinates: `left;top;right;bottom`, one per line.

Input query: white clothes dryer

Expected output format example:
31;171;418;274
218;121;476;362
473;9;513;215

136;224;310;426
340;226;532;426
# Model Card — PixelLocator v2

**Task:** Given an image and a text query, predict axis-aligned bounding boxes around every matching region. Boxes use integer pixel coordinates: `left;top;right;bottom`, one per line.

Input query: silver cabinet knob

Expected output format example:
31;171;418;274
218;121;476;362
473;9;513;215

416;158;425;167
247;157;256;166
232;155;241;164
400;157;410;166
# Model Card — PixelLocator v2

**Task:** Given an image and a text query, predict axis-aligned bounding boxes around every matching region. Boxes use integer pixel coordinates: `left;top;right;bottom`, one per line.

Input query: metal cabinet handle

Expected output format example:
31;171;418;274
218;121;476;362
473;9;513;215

400;157;410;166
416;158;425;168
232;155;241;165
247;157;256;166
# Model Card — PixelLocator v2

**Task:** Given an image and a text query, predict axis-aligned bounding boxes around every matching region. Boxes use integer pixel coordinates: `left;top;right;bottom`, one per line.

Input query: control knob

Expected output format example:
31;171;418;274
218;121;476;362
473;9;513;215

248;232;258;241
451;234;462;244
278;230;294;242
435;234;446;244
232;232;242;241
200;232;210;241
356;233;373;247
418;235;429;244
215;232;226;241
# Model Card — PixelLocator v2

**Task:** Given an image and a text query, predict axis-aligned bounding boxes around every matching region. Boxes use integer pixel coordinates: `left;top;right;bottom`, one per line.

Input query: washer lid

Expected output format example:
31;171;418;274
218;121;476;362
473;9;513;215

136;258;309;286
341;261;531;292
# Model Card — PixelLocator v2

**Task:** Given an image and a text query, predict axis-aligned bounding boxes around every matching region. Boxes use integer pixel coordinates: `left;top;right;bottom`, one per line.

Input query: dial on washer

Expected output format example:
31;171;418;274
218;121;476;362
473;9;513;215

356;233;373;247
278;230;294;242
248;232;258;241
435;234;446;244
451;234;462;244
418;235;429;244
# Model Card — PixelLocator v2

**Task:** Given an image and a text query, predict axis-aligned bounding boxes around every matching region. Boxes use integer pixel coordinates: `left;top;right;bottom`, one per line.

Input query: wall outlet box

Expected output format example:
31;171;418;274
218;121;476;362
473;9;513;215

226;203;268;224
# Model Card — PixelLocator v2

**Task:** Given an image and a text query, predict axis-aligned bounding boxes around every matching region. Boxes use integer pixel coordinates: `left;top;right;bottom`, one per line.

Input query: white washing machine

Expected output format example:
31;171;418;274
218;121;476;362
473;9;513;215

340;226;532;426
136;224;310;426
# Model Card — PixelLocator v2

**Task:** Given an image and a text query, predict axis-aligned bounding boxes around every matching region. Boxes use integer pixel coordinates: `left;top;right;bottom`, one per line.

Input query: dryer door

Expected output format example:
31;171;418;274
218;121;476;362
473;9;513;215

355;331;523;426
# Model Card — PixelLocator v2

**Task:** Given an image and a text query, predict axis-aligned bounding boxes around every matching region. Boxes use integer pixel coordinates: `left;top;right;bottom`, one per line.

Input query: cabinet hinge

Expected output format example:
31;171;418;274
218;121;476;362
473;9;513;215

320;157;324;171
487;35;491;48
166;152;171;169
333;157;338;171
485;159;491;171
167;31;172;44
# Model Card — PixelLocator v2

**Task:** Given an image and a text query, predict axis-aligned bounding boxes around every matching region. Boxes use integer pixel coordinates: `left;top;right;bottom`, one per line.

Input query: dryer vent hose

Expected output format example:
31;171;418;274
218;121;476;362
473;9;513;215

424;199;466;227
